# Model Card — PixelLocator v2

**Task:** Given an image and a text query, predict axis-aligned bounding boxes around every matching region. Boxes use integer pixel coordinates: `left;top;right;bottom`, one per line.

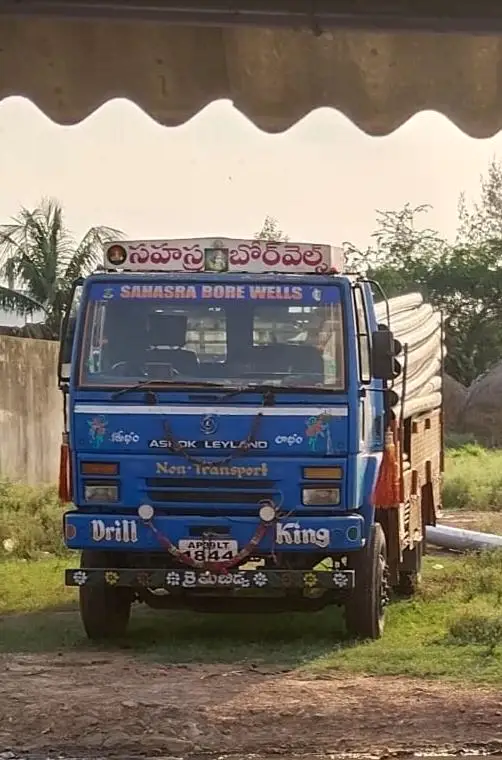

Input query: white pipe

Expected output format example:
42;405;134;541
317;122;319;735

394;349;442;391
388;304;434;335
374;293;423;320
398;372;442;401
393;312;442;347
404;338;444;372
397;391;442;418
426;524;502;551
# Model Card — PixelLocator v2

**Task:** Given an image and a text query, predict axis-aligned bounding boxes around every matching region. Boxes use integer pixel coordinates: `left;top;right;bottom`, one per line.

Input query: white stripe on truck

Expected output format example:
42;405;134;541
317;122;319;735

74;404;348;417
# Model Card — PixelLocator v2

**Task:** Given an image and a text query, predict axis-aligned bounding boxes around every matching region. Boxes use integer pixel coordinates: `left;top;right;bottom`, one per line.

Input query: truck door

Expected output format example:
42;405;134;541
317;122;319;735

352;284;372;449
58;278;84;387
352;283;385;516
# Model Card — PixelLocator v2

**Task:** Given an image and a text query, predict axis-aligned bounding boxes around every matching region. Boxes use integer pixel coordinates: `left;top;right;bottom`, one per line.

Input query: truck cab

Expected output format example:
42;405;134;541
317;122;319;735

58;236;425;641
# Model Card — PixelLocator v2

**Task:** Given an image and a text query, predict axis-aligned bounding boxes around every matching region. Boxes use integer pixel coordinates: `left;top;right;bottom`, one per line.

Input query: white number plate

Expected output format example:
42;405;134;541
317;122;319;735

178;539;238;562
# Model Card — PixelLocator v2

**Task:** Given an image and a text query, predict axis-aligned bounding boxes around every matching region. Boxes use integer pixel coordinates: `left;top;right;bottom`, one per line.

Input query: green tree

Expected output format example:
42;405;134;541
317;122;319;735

344;203;446;290
0;198;122;338
457;157;502;244
255;215;289;242
348;202;502;386
259;158;502;386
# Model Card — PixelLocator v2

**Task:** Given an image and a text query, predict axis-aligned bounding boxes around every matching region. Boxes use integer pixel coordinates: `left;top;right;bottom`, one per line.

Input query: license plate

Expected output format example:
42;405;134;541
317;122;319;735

178;539;238;562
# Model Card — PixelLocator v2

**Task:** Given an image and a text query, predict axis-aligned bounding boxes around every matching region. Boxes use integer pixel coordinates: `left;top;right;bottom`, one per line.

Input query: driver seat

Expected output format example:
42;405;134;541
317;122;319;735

145;313;199;376
252;343;323;380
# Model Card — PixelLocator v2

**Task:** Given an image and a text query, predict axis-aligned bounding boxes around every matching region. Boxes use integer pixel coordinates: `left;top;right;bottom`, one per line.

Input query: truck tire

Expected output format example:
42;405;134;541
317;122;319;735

344;524;389;640
79;550;132;640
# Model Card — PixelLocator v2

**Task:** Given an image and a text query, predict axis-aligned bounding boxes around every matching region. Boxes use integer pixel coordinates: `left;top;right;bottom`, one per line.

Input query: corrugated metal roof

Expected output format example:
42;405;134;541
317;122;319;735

1;5;502;136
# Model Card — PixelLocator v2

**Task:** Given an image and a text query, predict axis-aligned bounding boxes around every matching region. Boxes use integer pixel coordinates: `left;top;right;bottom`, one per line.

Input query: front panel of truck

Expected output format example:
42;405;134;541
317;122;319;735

62;241;384;600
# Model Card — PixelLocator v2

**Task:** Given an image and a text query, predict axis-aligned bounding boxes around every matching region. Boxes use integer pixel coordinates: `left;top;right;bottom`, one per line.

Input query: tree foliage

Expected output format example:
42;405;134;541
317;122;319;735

346;161;502;387
456;157;502;244
0;198;122;338
255;215;289;242
5;164;502;381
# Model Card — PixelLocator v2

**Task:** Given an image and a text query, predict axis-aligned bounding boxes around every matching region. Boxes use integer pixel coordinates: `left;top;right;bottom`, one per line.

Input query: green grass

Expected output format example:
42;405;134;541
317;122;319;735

316;550;502;682
3;552;502;684
0;479;67;560
0;556;74;613
443;443;502;510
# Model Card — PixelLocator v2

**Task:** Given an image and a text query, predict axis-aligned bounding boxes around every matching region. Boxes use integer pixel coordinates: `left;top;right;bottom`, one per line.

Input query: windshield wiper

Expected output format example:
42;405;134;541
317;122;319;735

111;379;227;400
216;383;279;401
219;383;333;399
276;384;335;393
111;379;334;402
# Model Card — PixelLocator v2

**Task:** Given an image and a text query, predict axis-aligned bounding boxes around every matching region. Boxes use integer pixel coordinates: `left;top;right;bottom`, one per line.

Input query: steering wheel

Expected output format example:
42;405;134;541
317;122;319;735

109;361;146;376
110;361;182;380
146;364;181;379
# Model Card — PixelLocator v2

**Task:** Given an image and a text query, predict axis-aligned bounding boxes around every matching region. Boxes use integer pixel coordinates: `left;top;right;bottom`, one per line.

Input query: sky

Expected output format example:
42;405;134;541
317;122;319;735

1;96;502;251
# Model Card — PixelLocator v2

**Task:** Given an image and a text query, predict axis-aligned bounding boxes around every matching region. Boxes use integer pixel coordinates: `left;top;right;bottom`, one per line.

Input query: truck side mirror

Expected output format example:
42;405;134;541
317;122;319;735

57;279;83;387
58;316;76;385
371;327;402;381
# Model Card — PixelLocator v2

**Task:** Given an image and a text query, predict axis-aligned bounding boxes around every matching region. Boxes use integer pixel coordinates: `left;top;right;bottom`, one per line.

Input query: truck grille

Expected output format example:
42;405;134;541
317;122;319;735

145;477;281;516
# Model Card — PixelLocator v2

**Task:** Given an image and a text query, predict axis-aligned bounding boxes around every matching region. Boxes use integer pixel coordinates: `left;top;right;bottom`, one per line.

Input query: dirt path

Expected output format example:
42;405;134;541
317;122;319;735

438;510;502;533
2;653;502;758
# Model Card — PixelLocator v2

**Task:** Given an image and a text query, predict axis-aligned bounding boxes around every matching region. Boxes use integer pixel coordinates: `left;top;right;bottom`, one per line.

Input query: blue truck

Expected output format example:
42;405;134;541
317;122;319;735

58;236;443;640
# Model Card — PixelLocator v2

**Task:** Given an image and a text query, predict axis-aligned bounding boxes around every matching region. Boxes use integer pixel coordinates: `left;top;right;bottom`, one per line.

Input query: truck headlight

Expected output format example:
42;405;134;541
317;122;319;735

302;488;340;506
84;482;119;502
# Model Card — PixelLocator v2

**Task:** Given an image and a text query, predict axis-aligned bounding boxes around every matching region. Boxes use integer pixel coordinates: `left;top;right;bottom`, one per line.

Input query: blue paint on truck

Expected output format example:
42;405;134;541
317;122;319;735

57;239;427;641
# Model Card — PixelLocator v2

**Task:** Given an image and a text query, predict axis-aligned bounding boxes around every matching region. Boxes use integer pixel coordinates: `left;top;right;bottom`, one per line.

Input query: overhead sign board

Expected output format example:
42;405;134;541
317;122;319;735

104;237;344;275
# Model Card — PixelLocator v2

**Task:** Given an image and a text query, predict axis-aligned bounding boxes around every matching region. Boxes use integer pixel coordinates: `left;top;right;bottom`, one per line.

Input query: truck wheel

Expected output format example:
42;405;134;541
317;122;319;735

344;524;389;640
79;550;132;640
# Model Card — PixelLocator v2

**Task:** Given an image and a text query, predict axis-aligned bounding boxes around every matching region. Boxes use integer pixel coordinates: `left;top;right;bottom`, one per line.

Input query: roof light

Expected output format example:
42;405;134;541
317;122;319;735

103;237;344;275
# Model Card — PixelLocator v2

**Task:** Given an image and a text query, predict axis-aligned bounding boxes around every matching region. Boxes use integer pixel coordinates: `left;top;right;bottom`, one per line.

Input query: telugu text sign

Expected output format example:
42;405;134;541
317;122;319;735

103;238;344;274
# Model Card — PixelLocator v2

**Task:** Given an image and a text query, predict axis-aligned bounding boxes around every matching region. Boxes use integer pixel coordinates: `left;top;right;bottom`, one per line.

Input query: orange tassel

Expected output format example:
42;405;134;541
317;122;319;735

372;418;401;509
58;434;71;503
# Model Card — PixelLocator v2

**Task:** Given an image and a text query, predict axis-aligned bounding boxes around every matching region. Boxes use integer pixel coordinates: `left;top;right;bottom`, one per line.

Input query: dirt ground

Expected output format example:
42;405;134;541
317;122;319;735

3;511;502;759
2;653;502;758
438;509;502;534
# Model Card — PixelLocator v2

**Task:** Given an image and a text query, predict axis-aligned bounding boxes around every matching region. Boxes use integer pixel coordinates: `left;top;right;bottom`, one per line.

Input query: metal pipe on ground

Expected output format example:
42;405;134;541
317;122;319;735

426;524;502;551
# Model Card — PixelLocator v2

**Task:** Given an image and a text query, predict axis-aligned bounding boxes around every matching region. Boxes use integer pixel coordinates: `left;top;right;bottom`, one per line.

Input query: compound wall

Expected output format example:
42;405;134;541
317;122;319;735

0;336;61;485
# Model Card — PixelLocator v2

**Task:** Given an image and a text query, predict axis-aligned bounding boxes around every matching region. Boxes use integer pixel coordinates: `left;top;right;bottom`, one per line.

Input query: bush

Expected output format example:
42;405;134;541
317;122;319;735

447;611;502;654
0;480;67;561
445;432;480;450
461;549;502;601
443;445;502;510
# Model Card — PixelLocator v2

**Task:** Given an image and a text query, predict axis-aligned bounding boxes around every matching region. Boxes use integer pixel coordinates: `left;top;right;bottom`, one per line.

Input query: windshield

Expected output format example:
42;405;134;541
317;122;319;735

78;280;345;390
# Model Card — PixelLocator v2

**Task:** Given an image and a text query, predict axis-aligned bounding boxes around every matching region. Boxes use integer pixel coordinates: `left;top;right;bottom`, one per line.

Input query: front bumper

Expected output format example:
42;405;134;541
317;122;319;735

63;511;366;553
65;566;355;591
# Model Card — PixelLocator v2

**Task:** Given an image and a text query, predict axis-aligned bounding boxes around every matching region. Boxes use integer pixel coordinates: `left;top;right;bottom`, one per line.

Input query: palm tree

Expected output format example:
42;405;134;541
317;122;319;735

0;198;122;338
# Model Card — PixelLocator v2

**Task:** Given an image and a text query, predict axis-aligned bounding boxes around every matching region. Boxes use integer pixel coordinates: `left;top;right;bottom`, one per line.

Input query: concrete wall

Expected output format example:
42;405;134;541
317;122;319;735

0;335;61;485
